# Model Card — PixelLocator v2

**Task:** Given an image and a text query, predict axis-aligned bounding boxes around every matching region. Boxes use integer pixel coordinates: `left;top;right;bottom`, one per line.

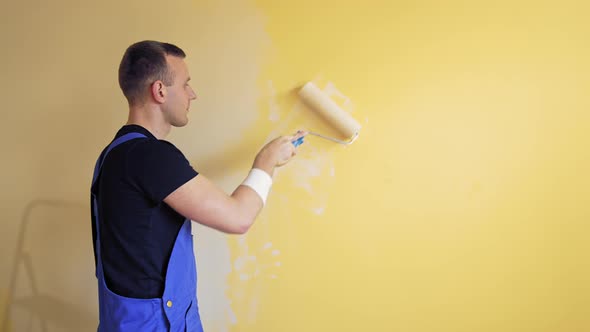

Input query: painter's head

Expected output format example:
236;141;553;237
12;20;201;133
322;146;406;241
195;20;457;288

118;40;186;106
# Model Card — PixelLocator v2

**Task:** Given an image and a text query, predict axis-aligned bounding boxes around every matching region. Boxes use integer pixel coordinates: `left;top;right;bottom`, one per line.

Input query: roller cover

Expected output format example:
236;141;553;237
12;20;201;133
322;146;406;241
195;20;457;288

298;82;361;138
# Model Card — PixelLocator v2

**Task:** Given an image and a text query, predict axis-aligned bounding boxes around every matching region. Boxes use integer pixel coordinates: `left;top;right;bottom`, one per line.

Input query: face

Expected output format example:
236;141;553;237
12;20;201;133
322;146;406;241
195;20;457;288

161;55;197;127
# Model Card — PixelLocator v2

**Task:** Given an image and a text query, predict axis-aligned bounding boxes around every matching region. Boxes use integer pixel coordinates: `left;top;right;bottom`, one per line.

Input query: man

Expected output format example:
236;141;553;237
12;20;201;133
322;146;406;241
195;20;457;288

90;40;306;331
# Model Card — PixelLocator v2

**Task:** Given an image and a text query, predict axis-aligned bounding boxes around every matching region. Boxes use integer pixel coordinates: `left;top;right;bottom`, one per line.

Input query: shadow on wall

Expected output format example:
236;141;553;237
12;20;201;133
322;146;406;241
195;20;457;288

2;200;98;332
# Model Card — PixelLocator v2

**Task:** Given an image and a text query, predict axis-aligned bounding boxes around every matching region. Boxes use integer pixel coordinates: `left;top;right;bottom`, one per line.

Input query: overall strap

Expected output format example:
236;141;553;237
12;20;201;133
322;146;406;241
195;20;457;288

91;132;147;269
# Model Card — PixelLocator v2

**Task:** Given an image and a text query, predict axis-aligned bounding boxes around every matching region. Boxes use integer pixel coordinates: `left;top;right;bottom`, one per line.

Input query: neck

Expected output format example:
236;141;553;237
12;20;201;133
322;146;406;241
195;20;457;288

126;103;171;139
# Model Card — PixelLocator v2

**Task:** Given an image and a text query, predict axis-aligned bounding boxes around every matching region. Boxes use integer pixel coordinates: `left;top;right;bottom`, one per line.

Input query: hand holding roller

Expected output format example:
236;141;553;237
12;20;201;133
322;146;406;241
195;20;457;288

298;82;361;145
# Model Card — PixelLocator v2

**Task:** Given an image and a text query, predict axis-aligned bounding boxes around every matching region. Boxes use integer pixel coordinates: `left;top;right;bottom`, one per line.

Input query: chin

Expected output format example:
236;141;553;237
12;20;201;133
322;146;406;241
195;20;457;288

174;118;189;128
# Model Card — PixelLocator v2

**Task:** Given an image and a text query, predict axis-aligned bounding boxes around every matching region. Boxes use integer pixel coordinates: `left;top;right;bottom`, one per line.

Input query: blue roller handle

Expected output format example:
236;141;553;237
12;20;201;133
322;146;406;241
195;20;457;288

292;136;304;147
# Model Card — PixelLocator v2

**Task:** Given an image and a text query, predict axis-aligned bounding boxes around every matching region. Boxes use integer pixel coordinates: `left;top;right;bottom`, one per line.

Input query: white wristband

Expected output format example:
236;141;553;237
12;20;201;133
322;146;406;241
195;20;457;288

241;168;273;205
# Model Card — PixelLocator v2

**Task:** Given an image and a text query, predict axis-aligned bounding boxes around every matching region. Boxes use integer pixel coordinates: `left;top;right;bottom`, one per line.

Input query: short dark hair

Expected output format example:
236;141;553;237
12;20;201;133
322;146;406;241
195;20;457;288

118;40;186;105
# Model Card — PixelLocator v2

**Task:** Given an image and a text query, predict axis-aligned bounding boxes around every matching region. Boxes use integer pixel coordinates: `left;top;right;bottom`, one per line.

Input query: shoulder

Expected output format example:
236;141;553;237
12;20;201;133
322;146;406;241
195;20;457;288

128;138;188;162
124;138;198;202
125;138;198;177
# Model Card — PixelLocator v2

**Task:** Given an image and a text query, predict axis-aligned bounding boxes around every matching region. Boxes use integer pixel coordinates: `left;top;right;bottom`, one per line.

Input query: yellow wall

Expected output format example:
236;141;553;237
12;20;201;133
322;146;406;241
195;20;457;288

246;1;590;331
1;0;589;331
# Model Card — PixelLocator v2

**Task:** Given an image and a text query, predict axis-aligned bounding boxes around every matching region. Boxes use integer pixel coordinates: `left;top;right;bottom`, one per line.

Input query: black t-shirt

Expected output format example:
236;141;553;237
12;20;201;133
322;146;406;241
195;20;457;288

91;125;198;299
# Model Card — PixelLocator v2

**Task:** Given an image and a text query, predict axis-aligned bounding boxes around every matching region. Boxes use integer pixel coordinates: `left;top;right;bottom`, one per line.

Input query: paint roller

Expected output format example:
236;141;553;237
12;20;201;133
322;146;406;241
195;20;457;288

293;82;361;146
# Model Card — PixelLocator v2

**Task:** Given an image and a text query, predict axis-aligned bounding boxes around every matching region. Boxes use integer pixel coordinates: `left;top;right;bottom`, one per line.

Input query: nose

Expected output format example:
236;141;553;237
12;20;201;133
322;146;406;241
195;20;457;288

189;86;197;100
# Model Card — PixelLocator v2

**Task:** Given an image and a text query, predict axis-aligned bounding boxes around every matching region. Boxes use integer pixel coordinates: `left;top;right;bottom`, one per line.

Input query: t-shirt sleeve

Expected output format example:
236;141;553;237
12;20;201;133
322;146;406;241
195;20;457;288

126;139;198;203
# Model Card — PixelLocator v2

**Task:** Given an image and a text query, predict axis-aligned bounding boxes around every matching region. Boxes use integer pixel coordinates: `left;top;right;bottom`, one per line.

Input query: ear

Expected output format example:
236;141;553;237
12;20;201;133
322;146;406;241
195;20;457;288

151;80;166;104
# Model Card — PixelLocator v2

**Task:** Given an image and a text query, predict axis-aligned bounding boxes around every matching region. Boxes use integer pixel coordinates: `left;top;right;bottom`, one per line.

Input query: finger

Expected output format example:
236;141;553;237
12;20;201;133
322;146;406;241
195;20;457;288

293;130;308;140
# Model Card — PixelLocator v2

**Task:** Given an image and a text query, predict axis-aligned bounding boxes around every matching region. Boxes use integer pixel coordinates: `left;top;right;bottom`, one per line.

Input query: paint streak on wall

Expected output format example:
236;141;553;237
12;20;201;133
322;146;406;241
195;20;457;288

223;75;360;327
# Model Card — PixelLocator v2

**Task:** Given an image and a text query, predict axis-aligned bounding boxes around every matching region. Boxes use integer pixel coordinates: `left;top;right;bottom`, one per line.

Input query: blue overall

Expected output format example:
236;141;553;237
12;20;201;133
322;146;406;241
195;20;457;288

91;132;204;331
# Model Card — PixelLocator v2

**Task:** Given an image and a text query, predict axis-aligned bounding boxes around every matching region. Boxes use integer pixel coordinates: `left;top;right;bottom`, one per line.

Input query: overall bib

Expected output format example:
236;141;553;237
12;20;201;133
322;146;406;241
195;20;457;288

91;132;204;331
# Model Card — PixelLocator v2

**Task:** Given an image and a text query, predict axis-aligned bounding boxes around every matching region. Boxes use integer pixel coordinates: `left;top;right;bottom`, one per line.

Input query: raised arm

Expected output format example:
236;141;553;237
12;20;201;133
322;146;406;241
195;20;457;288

164;132;306;234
